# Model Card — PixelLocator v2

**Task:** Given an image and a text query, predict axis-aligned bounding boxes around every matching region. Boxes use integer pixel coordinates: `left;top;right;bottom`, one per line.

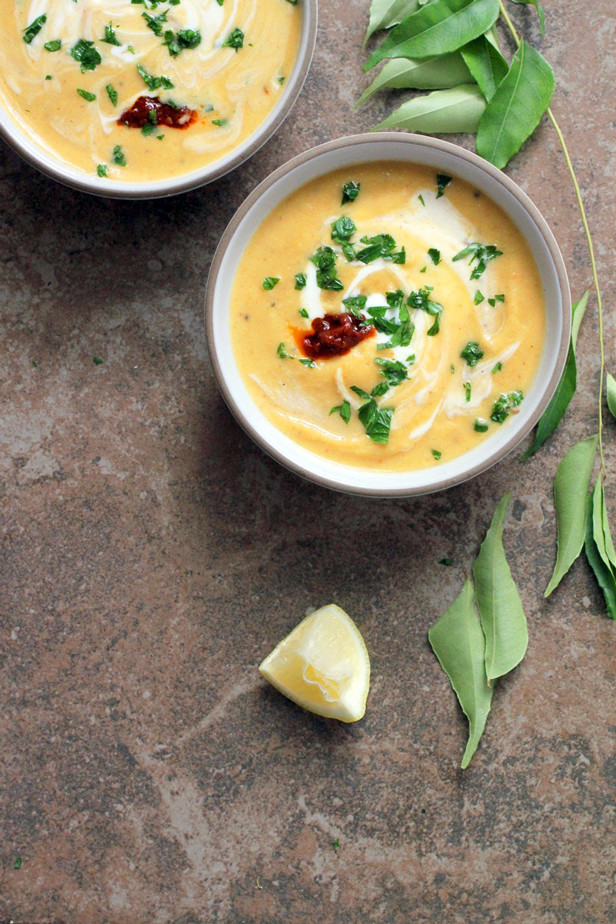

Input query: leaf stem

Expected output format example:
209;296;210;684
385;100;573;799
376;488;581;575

499;0;606;476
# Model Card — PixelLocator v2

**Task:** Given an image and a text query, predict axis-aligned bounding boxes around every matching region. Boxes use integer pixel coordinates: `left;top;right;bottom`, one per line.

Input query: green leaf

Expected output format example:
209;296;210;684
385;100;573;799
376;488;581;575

364;0;422;44
510;0;546;37
592;476;616;576
521;291;589;460
476;40;555;169
585;485;616;619
365;0;500;71
460;34;508;101
606;373;616;420
373;84;486;133
472;493;528;682
428;579;493;769
357;53;471;106
544;435;598;597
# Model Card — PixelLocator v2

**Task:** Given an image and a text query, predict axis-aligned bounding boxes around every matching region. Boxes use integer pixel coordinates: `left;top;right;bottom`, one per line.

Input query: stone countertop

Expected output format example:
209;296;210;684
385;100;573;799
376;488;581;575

1;2;615;922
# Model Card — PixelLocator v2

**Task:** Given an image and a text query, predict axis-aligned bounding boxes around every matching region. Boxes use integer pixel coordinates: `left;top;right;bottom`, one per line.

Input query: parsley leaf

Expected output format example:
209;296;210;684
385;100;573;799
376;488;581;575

474;290;485;304
163;28;202;55
436;174;452;198
106;84;118;106
453;242;503;280
358;399;393;444
223;27;244;51
427;247;441;265
77;88;96;101
277;342;292;359
309;246;343;291
464;381;472;402
356;233;405;265
460;341;484;367
262;276;280;290
23;15;46;44
375;358;408;387
70;39;102;73
331;216;356;244
490;391;524;423
136;64;174;90
44;39;62;52
112;145;126;166
342;294;368;316
330;400;351;424
341;181;360;204
407;287;443;336
97;164;108;177
474;419;489;433
102;24;121;45
294;273;307;290
143;10;168;35
432;449;442;460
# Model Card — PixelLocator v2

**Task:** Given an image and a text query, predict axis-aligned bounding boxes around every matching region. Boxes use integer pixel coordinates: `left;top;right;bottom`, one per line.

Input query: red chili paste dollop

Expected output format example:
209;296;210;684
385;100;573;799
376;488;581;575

299;313;375;359
118;96;198;129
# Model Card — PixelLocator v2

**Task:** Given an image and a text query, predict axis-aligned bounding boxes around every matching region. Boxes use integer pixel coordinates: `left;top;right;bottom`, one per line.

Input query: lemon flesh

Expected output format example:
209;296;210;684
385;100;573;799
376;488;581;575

259;604;370;722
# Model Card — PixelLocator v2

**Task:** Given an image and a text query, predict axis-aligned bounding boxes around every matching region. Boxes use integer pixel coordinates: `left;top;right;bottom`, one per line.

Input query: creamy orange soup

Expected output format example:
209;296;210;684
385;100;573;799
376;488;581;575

0;0;300;181
231;163;546;472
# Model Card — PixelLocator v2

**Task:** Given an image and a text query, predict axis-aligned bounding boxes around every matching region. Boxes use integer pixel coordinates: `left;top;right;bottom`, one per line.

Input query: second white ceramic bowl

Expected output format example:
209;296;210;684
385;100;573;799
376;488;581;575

205;133;570;497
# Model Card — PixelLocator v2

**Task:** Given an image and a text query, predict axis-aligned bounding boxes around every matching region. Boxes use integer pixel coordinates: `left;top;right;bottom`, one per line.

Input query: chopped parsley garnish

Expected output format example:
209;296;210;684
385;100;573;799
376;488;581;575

163;29;202;55
464;381;472;402
97;164;108;177
375;358;408;387
490;390;524;423
453;242;503;280
474;290;485;304
341;181;360;205
77;88;96;102
436;174;452;198
143;10;168;35
141;123;158;136
331;216;356;243
298;307;309;318
370;292;414;349
310;246;343;291
112;145;126;166
136;64;174;90
460;341;484;367
474;418;489;432
70;39;102;73
356;233;405;265
407;287;443;336
299;358;316;367
418;194;425;207
427;247;441;265
492;361;503;373
102;24;121;45
294;273;307;290
277;342;292;358
23;15;46;44
488;293;505;306
262;276;280;290
431;449;442;460
223;27;244;51
342;294;368;316
106;84;118;106
358;399;393;445
330;400;351;424
212;118;227;126
44;39;62;52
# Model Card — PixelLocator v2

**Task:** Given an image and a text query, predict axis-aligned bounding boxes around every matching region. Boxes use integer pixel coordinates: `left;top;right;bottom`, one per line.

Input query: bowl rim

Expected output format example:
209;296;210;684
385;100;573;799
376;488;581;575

205;132;571;497
0;0;318;200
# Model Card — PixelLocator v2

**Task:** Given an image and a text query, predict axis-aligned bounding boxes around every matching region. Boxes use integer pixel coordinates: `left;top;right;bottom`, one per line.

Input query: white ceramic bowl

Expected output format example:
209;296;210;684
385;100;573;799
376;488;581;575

205;133;571;497
0;1;317;199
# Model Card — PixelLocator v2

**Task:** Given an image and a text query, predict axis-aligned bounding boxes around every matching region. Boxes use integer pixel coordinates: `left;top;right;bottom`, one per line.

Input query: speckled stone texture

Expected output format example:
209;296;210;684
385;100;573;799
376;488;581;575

1;2;615;922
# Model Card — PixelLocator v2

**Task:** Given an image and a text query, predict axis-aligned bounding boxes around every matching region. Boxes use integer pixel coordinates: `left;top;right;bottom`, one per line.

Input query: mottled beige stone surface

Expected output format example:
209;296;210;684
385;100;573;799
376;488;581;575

1;2;615;922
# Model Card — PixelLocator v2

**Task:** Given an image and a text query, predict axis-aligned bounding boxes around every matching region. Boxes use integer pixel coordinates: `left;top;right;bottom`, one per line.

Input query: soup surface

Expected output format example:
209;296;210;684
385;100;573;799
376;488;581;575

231;163;547;472
0;0;300;181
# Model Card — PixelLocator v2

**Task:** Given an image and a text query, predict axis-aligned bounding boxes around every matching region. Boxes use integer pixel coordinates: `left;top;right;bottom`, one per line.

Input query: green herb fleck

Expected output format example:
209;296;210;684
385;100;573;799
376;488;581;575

263;276;280;290
294;273;307;291
490;391;524;424
464;381;472;402
44;39;62;52
474;290;485;305
136;64;174;90
212;118;227;126
23;15;46;44
418;193;425;207
163;28;202;55
277;342;292;359
453;243;503;280
427;247;441;265
223;27;244;51
102;24;121;45
492;361;502;373
97;164;108;177
432;449;442;460
310;246;343;291
407;287;443;336
106;84;118;106
460;341;484;367
356;233;405;265
341;181;360;205
474;418;489;433
358;399;393;444
331;216;356;244
436;174;452;198
299;358;316;368
112;145;126;166
330;401;351;424
298;308;309;320
70;39;102;72
375;358;408;388
77;88;96;101
488;293;506;306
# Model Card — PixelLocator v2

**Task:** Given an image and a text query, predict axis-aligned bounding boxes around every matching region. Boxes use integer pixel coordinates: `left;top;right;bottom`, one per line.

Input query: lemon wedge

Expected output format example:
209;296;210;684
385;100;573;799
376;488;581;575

259;604;370;722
